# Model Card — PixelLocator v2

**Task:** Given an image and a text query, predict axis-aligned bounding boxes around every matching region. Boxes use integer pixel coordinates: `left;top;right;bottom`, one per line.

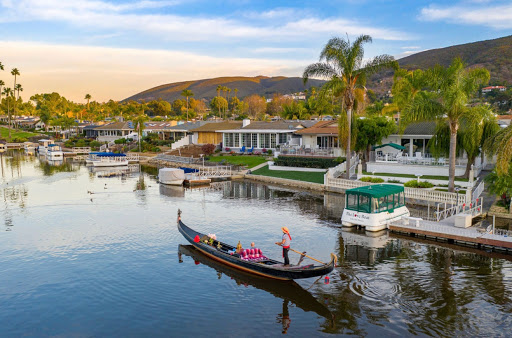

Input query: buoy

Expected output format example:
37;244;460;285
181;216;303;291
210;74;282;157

324;276;330;284
194;235;200;243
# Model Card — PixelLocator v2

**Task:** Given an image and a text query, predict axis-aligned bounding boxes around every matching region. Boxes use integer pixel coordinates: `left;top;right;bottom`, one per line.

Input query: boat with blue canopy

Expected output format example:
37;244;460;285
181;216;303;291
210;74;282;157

87;152;128;167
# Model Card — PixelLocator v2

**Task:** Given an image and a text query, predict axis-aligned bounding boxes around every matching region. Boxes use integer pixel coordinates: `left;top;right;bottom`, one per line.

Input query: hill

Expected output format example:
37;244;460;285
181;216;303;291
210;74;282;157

124;76;325;102
370;35;512;95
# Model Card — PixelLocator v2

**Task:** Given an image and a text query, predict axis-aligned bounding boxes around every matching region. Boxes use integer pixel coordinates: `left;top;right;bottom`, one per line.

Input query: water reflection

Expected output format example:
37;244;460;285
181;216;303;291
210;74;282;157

36;157;79;176
159;184;185;198
178;244;335;332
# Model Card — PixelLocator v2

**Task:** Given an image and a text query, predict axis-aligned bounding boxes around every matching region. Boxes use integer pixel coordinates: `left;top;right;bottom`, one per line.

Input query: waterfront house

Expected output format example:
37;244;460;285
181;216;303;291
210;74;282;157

221;120;315;151
95;121;134;142
293;120;343;157
190;121;243;146
143;121;178;140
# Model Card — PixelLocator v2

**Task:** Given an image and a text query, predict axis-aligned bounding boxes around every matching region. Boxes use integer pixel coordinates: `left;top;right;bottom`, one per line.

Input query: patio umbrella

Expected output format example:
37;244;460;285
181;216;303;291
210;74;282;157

373;143;406;150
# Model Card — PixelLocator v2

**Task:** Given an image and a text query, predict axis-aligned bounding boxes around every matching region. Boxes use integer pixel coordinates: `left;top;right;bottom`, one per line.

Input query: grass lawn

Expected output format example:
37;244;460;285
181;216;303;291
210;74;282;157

363;171;469;182
251;165;325;184
0;127;40;140
208;155;268;168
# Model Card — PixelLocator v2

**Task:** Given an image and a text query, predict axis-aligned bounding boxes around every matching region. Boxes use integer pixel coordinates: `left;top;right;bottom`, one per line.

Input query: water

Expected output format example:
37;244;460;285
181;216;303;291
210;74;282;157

1;151;512;336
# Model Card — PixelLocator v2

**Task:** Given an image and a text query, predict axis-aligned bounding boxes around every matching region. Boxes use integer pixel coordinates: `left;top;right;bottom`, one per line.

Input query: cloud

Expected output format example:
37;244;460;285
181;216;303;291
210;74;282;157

0;40;312;102
0;1;412;41
419;3;512;29
400;46;420;50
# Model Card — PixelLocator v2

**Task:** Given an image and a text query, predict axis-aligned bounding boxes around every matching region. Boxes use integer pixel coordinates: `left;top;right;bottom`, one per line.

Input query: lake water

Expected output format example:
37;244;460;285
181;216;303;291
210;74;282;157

1;151;511;337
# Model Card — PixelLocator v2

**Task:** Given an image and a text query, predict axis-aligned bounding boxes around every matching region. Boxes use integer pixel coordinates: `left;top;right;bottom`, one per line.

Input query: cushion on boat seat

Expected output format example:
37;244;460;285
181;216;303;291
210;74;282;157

240;248;267;261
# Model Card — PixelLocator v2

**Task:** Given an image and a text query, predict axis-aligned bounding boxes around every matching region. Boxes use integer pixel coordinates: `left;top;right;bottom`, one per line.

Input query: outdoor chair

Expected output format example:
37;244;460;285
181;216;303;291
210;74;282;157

239;146;246;153
247;147;254;154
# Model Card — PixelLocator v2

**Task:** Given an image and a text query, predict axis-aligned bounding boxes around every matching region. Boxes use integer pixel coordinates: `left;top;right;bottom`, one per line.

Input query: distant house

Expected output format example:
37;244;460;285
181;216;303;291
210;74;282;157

15;117;40;129
380;121;437;157
165;121;210;142
143;121;178;139
497;115;512;127
94;121;134;142
221;120;314;151
190;121;243;146
482;86;506;93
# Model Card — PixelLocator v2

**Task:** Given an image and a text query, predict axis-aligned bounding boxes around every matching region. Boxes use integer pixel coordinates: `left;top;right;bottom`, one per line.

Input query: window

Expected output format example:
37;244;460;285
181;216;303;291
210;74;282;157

270;134;276;148
347;194;357;210
359;195;370;213
234;133;240;147
242;133;250;147
279;133;288;144
252;133;258;148
259;134;270;148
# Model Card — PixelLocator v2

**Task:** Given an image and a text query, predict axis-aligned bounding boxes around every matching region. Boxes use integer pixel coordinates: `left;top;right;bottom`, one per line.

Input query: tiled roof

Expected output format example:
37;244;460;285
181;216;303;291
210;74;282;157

498;115;512;120
94;121;133;130
166;121;209;131
144;122;178;130
295;121;338;135
400;121;436;136
240;121;310;130
190;121;243;132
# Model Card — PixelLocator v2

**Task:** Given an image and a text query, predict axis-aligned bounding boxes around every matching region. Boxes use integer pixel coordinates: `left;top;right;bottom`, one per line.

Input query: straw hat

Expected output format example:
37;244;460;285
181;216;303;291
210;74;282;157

281;227;289;233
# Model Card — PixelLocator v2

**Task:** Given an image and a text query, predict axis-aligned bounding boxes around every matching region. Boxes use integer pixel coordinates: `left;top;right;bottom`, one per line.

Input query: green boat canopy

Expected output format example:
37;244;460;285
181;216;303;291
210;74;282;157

373;143;406;150
346;184;404;199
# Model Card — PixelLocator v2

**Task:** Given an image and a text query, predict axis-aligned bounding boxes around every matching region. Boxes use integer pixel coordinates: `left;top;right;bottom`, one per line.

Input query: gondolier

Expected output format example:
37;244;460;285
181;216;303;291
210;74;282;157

276;227;292;266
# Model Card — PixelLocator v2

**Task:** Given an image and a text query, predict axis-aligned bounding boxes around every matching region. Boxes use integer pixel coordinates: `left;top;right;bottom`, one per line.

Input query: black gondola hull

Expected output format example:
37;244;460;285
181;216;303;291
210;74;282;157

177;219;335;280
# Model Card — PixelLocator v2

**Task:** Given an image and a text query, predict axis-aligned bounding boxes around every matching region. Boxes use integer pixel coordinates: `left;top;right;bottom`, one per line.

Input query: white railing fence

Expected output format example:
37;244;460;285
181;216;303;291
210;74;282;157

473;180;485;201
72;147;91;153
171;136;191;150
435;198;483;222
197;166;232;177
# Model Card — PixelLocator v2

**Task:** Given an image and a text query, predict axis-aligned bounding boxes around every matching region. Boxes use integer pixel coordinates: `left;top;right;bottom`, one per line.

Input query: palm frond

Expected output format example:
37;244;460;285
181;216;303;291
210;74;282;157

361;55;398;76
303;62;338;84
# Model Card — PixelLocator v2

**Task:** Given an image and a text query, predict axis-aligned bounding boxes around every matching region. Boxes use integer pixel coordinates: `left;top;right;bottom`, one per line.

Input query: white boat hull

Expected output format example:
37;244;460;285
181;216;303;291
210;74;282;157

38;146;48;154
47;152;64;160
159;179;184;186
92;160;129;167
341;206;410;232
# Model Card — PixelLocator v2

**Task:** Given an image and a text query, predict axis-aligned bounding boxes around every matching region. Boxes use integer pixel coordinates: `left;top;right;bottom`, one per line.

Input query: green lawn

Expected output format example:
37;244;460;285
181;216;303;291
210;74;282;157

0;127;40;140
208;155;268;168
251;165;325;184
363;171;469;182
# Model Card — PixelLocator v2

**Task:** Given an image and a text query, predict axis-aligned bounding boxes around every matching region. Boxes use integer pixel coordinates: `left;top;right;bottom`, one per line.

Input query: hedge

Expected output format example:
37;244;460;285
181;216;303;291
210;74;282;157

404;180;434;188
273;156;345;169
360;176;385;183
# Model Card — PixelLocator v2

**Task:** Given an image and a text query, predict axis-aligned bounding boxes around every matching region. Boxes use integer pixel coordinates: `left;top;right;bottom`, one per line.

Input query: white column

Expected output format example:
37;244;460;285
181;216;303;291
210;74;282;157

409;138;414;157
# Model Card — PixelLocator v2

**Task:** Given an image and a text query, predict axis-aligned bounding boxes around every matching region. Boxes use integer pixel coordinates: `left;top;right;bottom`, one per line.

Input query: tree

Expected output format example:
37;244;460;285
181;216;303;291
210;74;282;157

0;80;4;105
210;97;227;116
84;94;91;112
15;83;23;100
181;89;194;122
172;99;185;116
484;124;512;177
266;94;293;116
303;35;397;179
354;116;396;166
133;112;148;152
485;167;512;208
234;88;238;99
11;68;20;128
400;58;490;191
243;94;267;120
3;87;13;140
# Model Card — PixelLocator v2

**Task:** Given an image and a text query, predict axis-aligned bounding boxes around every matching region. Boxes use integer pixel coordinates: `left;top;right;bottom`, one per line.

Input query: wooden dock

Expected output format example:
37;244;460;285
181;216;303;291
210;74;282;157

389;218;512;251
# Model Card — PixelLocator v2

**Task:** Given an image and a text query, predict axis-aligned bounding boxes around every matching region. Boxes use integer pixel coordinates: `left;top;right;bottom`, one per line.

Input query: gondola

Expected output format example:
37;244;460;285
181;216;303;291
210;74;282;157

177;210;336;280
178;244;334;322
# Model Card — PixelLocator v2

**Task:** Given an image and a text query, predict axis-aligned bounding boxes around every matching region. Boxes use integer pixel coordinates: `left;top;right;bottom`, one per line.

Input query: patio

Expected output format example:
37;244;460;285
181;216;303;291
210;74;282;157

278;145;341;158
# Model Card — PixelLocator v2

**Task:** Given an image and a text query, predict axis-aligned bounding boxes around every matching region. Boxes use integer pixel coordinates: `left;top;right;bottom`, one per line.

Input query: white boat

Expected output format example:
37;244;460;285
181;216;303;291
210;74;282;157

341;184;410;232
46;144;64;160
0;143;6;153
37;139;54;154
158;168;185;186
24;141;37;152
91;153;129;167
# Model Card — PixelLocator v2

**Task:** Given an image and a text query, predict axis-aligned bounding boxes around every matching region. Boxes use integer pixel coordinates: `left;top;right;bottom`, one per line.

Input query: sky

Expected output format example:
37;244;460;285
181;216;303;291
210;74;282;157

0;0;511;103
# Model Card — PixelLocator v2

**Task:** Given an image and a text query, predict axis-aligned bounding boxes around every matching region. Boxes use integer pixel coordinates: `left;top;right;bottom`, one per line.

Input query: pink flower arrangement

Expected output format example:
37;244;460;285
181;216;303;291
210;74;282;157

225;147;231;151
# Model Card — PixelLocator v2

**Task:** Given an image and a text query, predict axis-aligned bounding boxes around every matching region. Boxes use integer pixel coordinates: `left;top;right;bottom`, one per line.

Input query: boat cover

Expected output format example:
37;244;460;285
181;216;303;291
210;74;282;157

159;168;185;182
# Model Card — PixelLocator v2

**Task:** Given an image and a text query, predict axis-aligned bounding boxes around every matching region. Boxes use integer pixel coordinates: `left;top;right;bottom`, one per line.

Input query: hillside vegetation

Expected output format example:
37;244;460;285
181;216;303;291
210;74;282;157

124;76;325;102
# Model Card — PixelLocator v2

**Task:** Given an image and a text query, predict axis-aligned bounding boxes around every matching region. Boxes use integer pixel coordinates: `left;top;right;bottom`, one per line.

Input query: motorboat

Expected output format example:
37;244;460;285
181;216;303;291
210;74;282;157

91;153;128;167
158;168;185;186
46;144;64;160
341;184;410;232
37;139;54;154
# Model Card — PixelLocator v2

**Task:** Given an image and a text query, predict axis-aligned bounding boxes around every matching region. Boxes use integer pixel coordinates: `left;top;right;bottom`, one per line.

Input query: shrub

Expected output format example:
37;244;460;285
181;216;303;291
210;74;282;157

202;143;216;156
274;156;345;169
11;137;28;143
360;176;385;183
387;179;402;184
114;138;127;144
267;149;273;155
404;180;434;188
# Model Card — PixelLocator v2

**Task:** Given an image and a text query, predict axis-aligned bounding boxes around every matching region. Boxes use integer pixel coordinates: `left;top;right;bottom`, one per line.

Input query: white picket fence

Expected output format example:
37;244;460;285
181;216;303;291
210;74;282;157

472;180;485;201
434;198;483;222
324;176;467;204
197;166;232;178
327;154;359;178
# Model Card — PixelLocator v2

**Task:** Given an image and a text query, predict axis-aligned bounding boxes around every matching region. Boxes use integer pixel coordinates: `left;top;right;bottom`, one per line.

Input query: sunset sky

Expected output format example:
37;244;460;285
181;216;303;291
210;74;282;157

1;0;511;102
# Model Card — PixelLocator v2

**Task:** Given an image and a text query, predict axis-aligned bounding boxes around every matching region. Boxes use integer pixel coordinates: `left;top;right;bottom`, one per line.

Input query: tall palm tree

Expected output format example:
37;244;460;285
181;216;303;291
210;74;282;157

234;88;238;99
3;87;13;141
303;35;397;179
11;68;20;124
216;85;222;117
400;58;490;191
15;83;23;100
226;88;231;115
133;112;148;152
85;94;92;112
0;80;4;104
0;61;4;70
485;124;512;177
181;89;194;122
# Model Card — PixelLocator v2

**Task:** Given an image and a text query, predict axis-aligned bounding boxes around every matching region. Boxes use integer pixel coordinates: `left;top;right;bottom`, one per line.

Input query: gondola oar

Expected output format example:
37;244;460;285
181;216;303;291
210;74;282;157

276;244;326;265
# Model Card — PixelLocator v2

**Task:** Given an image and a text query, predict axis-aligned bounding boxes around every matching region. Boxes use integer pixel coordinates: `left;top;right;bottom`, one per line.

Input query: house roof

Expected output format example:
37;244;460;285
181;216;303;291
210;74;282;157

190;121;243;132
166;121;209;131
295;120;338;135
144;122;178;130
240;121;310;130
498;115;512;120
94;121;133;130
400;121;436;136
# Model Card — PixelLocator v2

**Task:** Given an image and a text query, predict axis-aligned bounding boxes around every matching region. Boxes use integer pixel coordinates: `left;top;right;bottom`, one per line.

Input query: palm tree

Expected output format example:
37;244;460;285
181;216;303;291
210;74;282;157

216;85;222;117
234;88;238;99
303;35;397;179
0;80;4;104
11;68;20;125
400;58;490;191
181;89;194;122
15;83;23;100
0;61;4;70
85;94;92;112
485;125;512;176
3;87;13;141
226;88;231;115
133;112;148;152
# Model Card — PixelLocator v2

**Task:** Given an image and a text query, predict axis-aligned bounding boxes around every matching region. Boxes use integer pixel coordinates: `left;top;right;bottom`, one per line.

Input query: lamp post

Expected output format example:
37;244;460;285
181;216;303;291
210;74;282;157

455;187;460;207
416;174;422;183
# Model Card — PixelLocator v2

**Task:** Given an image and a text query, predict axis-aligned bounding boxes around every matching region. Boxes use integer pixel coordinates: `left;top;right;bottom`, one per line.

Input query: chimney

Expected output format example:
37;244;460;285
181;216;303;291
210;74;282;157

242;119;251;127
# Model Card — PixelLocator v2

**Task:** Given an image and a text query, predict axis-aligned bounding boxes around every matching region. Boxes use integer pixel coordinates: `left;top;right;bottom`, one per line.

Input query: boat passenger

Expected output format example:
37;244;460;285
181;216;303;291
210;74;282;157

276;227;292;266
250;242;255;248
